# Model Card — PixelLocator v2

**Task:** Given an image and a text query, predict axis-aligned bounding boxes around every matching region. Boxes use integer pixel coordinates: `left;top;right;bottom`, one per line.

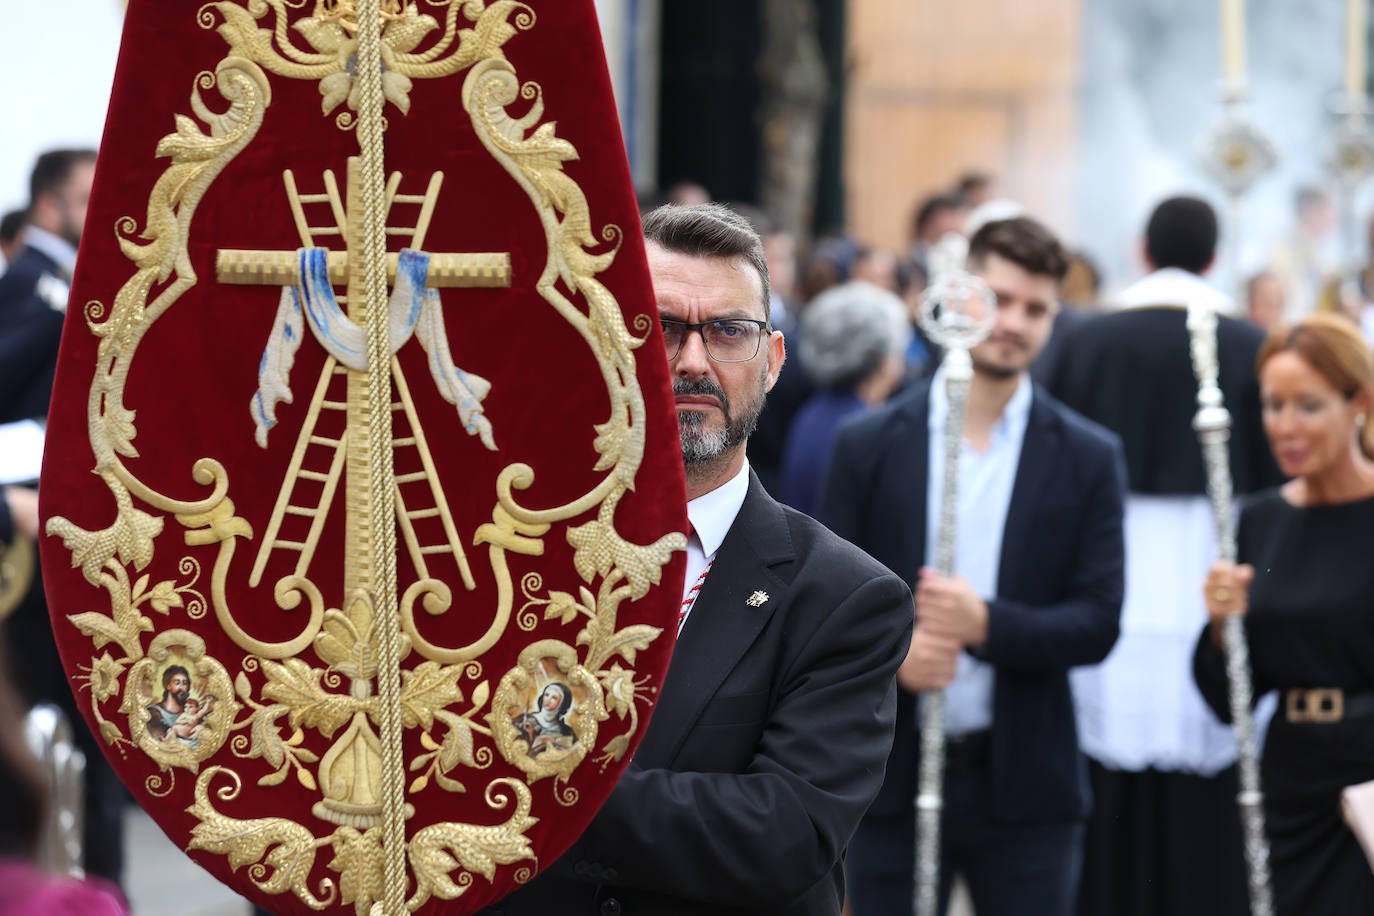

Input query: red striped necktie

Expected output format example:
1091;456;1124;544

679;558;713;634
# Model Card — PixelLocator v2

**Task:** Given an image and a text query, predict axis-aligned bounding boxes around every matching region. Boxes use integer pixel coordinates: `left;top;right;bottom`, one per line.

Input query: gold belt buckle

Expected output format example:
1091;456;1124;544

1287;688;1344;724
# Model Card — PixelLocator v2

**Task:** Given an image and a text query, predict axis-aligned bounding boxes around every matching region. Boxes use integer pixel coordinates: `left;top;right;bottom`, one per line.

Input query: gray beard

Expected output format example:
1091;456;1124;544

674;375;766;467
678;410;733;464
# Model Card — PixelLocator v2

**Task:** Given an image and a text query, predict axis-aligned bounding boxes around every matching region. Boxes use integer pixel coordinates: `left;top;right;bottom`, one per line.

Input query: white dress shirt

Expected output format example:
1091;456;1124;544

680;461;750;629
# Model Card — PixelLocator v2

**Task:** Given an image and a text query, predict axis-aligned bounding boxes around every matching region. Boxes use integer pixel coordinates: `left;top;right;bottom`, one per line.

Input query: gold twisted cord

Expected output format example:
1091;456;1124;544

354;0;407;913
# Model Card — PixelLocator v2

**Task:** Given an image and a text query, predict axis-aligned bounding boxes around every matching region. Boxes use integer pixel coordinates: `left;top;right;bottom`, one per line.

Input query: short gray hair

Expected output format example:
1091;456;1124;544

799;281;911;390
641;203;771;320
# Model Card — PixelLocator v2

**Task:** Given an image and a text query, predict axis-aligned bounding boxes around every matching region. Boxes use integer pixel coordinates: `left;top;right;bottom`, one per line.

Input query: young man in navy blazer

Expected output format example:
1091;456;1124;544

819;216;1127;916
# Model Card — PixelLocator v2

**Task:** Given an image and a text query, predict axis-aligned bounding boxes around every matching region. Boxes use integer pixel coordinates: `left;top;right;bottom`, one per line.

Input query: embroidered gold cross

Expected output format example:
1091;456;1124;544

214;156;509;603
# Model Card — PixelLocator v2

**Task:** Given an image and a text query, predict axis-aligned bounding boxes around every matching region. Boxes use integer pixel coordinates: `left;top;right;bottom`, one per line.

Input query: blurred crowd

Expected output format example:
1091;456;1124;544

636;172;1374;916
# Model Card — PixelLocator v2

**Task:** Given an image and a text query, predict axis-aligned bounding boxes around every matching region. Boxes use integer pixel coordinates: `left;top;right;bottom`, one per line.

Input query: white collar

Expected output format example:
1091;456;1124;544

22;226;78;275
1110;267;1234;315
686;460;751;558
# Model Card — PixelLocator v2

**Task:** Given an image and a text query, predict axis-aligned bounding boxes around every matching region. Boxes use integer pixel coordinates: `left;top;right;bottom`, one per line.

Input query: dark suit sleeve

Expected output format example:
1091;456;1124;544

559;572;913;907
814;414;871;548
0;295;64;423
977;433;1127;671
0;488;13;544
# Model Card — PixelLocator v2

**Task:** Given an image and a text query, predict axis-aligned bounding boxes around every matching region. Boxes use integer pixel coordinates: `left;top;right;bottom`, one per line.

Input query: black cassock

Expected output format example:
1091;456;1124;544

1045;304;1283;916
1045;305;1278;496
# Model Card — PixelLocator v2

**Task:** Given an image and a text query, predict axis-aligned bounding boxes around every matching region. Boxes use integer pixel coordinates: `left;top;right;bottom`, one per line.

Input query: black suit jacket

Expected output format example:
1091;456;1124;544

1043;306;1281;496
817;378;1126;826
486;473;913;916
0;244;68;423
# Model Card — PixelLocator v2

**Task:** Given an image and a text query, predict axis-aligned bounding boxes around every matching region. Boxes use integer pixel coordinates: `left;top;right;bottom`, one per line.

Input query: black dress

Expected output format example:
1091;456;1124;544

1195;489;1374;916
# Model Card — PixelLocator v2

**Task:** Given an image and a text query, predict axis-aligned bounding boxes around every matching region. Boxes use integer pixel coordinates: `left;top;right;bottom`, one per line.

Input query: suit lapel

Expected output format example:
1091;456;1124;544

634;473;792;767
998;389;1060;590
888;382;930;584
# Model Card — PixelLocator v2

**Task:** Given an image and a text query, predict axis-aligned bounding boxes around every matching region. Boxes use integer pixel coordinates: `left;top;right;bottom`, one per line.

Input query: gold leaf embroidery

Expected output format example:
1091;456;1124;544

328;826;386;915
399;662;464;731
187;768;337;908
261;658;360;736
406;779;537;909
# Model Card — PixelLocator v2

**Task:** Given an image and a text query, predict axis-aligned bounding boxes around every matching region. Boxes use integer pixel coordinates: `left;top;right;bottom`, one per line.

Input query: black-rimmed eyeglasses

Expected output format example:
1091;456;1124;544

661;318;770;362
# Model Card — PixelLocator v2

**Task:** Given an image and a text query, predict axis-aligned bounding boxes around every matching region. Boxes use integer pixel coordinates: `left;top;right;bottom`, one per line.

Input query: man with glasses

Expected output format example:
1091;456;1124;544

484;203;913;916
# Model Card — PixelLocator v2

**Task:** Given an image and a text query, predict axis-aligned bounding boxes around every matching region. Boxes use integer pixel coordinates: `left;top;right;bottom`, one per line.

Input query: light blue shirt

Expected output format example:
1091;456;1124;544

925;365;1032;736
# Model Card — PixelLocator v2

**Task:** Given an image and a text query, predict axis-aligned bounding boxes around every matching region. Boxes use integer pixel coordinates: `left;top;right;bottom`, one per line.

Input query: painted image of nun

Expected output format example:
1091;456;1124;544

512;682;577;757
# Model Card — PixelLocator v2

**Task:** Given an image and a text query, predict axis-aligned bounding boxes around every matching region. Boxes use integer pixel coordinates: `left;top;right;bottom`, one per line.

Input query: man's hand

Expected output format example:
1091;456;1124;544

915;568;989;647
897;626;961;692
3;486;39;540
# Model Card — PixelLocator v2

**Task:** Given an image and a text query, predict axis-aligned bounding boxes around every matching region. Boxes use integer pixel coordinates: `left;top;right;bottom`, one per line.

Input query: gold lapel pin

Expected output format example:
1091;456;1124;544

746;590;769;607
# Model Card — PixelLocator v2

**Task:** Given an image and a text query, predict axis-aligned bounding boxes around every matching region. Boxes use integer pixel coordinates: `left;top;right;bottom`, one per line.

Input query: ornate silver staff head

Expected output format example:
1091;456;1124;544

917;270;998;380
1199;86;1278;200
1327;116;1374;188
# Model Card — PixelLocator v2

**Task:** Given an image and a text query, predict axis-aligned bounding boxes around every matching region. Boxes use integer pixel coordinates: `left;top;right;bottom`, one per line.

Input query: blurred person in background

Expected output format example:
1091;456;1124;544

780;280;910;516
897;257;935;375
853;245;938;371
822;216;1126;916
954;171;996;210
1060;250;1103;310
852;245;903;294
0;210;26;268
1268;186;1339;323
0;149;96;422
1245;270;1287;333
1031;249;1105;384
909;192;966;276
0;628;127;915
0;148;128;891
665;180;711;207
1046;195;1282;916
763;224;800;337
1196;314;1374;915
752;231;867;495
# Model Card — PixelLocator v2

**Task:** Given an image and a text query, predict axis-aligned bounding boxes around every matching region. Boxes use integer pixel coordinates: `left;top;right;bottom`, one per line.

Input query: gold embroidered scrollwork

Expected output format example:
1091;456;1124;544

200;0;536;129
188;767;339;909
405;779;538;910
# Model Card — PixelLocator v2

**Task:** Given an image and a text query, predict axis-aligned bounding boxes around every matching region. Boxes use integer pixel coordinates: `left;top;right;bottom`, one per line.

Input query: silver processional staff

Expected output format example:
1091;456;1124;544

1198;65;1277;916
912;269;996;916
1187;299;1274;916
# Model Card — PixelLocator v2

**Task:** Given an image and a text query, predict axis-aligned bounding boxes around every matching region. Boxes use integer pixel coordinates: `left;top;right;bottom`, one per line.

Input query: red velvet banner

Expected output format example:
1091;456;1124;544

39;2;686;912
